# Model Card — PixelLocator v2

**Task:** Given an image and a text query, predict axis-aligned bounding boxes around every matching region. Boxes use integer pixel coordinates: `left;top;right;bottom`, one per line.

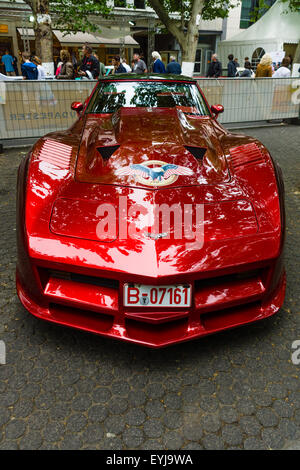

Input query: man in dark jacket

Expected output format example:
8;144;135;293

166;56;181;74
112;56;127;74
227;54;237;77
206;54;222;78
78;45;100;79
152;51;166;73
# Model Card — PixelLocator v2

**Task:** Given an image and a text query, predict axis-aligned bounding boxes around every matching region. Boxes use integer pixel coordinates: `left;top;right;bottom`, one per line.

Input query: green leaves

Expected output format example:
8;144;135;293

50;0;114;34
147;0;235;24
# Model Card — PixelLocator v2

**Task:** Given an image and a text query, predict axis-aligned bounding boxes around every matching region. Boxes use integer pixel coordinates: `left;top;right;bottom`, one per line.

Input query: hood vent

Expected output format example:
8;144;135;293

97;145;120;162
184;146;206;161
230;143;265;170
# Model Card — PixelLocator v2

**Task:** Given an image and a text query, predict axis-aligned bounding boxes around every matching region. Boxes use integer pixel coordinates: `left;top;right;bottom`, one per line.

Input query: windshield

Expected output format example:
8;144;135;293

86;81;210;116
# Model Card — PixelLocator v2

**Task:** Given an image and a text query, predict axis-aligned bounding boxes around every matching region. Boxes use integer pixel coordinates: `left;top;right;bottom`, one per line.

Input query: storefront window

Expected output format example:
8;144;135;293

134;0;145;8
194;49;202;73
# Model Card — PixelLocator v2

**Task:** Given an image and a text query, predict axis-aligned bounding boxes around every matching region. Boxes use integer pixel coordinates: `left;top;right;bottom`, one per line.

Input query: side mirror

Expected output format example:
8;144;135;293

71;101;84;115
211;104;224;118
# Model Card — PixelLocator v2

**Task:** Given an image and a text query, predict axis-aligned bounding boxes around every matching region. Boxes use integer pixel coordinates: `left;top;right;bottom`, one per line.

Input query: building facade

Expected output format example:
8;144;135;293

0;0;274;76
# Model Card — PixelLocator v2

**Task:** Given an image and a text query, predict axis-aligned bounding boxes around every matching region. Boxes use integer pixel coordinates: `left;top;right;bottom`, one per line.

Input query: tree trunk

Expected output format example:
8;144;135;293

148;0;205;77
32;0;54;75
38;20;53;63
34;23;42;58
180;36;198;76
181;0;204;76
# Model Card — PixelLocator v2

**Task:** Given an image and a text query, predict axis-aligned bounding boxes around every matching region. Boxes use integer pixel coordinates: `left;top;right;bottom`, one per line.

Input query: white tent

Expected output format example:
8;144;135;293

218;0;300;71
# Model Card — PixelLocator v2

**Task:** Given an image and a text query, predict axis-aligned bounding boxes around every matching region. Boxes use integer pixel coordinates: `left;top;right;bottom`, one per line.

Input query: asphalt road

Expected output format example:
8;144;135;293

0;124;299;450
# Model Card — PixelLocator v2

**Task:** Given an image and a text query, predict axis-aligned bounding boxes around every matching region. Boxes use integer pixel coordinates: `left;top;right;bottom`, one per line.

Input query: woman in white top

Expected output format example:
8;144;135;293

121;58;131;73
32;56;46;79
273;57;291;78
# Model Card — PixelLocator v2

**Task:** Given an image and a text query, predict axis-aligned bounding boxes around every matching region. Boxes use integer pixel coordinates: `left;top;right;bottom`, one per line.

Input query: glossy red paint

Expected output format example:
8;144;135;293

71;101;84;114
16;76;286;347
211;104;224;116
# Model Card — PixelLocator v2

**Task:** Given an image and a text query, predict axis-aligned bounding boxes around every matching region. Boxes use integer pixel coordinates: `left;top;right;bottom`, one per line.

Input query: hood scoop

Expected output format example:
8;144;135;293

97;145;120;162
184;146;206;161
75;111;230;186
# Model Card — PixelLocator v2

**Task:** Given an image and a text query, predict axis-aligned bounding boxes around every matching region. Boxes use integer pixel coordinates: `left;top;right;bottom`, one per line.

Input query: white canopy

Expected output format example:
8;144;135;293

53;30;138;46
17;27;138;46
218;0;300;66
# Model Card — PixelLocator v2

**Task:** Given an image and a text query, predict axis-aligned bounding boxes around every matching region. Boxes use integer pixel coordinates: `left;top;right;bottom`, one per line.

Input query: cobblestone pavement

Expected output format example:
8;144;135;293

0;125;299;450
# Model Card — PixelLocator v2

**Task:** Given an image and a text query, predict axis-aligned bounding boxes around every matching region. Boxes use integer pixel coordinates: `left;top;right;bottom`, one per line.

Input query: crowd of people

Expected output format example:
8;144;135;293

1;45;296;80
0;46;182;80
206;52;294;78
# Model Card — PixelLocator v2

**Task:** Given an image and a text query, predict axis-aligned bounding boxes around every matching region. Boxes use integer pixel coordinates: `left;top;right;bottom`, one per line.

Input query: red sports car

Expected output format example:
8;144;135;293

16;74;286;347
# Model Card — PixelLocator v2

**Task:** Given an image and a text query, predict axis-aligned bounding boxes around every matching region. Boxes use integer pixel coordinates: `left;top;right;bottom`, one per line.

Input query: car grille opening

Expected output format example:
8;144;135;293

194;268;267;313
49;303;114;333
201;301;262;331
194;268;265;290
39;268;119;290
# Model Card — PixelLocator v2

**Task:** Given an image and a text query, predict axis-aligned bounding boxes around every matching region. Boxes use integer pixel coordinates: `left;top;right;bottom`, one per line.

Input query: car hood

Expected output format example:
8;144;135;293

44;182;278;276
75;107;229;187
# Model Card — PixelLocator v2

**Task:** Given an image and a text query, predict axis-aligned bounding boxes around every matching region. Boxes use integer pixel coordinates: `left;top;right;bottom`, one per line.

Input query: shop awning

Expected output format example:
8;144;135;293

53;30;138;46
53;30;102;46
17;27;138;46
17;28;35;40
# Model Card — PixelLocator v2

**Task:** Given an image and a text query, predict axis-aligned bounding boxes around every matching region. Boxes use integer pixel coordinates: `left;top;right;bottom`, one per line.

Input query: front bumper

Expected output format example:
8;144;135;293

16;264;286;348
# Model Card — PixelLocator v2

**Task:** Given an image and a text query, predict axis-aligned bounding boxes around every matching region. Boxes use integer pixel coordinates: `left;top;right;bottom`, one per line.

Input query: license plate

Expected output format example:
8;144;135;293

124;284;191;307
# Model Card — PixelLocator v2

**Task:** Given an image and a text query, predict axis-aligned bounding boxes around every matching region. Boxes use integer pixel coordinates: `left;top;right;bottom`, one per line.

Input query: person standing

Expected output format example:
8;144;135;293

121;58;131;72
227;54;237;77
152;51;166;73
255;54;273;77
272;57;291;78
132;53;147;74
112;55;127;74
56;50;74;79
240;61;253;78
12;55;19;75
21;52;38;80
93;53;106;76
32;56;46;79
78;45;100;79
1;50;15;76
166;56;181;74
206;54;222;78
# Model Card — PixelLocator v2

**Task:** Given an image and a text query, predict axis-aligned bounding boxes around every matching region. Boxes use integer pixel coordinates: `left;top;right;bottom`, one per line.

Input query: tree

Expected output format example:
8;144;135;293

16;0;113;74
280;0;300;12
22;0;53;71
147;0;236;75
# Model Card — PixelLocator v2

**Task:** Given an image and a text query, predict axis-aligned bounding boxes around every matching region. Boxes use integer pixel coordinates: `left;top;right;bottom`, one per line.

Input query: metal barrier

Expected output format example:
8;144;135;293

0;80;95;140
197;77;300;124
0;78;299;140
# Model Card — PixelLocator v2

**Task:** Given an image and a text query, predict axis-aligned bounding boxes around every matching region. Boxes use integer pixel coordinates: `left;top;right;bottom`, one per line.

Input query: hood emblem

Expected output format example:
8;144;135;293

115;160;193;187
144;232;168;240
